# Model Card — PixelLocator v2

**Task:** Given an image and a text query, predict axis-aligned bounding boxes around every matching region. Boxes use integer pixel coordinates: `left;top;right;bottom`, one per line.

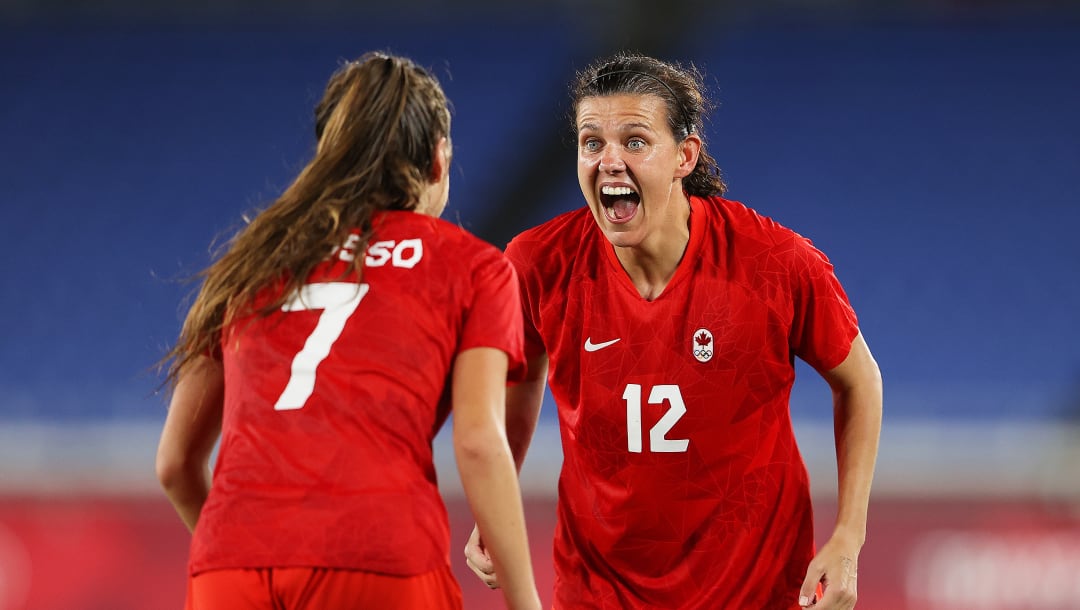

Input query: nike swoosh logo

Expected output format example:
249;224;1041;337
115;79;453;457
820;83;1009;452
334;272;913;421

584;337;621;352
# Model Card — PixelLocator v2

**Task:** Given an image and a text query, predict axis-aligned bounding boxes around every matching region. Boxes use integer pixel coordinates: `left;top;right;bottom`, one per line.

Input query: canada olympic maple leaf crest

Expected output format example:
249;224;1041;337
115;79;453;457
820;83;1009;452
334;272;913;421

692;328;714;363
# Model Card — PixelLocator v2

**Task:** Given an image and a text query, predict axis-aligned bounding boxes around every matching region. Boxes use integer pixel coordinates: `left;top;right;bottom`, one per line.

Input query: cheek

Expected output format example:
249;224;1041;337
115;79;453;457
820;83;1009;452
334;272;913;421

577;161;600;207
578;153;599;171
577;157;598;183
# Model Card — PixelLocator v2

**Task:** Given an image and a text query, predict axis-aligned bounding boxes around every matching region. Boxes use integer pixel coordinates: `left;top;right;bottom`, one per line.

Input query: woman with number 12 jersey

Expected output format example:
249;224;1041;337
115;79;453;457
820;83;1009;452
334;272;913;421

155;52;541;610
465;53;882;610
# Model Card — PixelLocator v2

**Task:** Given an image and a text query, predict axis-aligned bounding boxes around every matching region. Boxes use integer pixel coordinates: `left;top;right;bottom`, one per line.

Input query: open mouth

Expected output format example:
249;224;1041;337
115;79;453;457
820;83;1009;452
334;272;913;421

600;185;640;223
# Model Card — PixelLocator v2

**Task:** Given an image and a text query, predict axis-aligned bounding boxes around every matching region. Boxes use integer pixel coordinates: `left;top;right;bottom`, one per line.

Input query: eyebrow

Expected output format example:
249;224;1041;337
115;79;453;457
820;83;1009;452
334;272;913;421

577;121;655;133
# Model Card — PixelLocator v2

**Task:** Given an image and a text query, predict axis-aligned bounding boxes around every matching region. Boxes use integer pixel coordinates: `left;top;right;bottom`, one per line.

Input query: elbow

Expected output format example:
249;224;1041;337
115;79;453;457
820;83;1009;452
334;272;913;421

870;358;884;407
155;447;200;495
155;450;183;493
867;358;884;397
453;424;510;467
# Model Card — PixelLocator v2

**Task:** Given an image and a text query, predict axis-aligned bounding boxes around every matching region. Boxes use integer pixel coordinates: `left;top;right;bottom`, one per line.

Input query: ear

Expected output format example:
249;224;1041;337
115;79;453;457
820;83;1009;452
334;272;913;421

674;134;701;179
429;137;451;183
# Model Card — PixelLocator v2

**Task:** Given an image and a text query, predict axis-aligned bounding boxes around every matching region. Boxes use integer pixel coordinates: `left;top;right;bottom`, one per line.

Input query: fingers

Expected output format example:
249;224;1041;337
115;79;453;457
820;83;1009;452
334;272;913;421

819;556;858;609
465;551;500;589
463;525;500;589
799;556;858;609
808;584;857;610
798;561;823;607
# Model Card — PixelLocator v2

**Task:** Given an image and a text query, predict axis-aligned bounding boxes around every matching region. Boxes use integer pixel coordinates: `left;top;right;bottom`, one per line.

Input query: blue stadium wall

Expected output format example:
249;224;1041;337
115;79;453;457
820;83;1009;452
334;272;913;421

1;14;1078;424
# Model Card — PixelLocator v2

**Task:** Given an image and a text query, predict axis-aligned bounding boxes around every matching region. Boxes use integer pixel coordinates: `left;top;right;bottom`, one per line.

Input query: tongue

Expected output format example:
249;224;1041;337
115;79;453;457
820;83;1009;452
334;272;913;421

610;198;638;220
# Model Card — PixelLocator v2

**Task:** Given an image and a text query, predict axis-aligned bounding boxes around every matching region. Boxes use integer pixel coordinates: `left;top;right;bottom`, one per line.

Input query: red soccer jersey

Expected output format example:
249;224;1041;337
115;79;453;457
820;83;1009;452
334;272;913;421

505;195;859;609
190;211;525;577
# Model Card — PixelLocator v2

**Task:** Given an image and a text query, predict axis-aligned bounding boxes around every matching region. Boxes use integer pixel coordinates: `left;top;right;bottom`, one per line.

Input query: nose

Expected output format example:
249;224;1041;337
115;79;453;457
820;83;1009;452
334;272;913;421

598;145;625;173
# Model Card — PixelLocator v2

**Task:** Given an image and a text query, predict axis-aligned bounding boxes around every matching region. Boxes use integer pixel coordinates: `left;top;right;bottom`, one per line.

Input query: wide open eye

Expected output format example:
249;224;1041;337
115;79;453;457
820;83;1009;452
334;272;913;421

627;138;646;151
582;138;602;153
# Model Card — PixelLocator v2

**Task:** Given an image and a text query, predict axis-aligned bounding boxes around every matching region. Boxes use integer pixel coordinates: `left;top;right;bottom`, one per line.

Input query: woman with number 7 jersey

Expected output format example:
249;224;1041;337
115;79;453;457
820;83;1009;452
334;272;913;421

155;52;541;610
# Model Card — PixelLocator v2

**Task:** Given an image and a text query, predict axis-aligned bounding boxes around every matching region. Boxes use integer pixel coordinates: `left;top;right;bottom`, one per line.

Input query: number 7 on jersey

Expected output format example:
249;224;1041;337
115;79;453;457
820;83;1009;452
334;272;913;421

274;282;369;411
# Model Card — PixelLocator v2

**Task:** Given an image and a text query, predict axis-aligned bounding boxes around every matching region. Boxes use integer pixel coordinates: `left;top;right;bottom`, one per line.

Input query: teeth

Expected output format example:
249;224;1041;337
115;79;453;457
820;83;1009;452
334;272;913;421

601;185;635;196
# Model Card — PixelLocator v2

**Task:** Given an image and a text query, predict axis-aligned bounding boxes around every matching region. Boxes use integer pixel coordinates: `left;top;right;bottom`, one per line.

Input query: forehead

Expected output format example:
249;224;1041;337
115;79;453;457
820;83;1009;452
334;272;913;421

576;94;670;130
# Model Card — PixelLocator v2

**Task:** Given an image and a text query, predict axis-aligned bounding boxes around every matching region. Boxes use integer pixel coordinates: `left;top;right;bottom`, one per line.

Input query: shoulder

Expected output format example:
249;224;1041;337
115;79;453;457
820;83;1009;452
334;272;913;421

702;195;827;265
703;196;800;244
370;212;512;282
505;207;594;273
384;212;502;255
507;207;592;252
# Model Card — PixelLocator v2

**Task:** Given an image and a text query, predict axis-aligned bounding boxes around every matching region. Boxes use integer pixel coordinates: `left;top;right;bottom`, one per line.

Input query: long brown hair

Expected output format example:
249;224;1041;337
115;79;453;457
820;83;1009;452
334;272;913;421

164;51;450;385
571;51;726;196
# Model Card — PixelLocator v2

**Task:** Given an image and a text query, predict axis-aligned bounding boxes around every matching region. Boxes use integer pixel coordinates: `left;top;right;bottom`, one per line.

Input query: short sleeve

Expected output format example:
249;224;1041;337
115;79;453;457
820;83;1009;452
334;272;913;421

503;236;546;360
458;247;527;382
788;236;860;372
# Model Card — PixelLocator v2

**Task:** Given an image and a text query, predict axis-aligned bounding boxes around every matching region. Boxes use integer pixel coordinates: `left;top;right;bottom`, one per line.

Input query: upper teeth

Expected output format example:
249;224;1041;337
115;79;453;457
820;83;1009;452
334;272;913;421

602;186;634;196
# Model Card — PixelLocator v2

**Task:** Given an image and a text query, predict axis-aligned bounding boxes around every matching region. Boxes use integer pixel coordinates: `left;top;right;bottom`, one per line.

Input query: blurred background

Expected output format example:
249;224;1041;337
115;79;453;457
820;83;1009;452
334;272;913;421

2;0;1079;608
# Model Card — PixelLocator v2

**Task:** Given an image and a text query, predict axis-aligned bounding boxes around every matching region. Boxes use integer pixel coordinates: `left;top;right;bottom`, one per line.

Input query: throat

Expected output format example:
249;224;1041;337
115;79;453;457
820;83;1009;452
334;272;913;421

617;254;679;301
635;281;668;301
612;233;689;301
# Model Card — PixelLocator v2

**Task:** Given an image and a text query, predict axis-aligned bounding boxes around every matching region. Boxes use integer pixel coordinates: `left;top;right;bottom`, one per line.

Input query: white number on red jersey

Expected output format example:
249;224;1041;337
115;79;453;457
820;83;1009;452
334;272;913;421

273;282;369;411
624;383;689;453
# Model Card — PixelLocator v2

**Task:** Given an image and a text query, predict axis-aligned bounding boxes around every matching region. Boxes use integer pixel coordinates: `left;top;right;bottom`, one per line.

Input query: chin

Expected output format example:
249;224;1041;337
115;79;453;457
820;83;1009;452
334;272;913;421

602;226;642;249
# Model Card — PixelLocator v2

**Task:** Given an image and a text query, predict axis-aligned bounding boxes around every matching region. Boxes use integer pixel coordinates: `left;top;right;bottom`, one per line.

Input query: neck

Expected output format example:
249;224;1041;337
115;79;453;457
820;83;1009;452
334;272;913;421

613;195;692;301
415;181;447;217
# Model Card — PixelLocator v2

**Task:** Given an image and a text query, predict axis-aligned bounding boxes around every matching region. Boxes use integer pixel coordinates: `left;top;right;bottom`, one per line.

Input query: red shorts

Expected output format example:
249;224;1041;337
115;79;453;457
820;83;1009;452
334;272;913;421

184;565;462;610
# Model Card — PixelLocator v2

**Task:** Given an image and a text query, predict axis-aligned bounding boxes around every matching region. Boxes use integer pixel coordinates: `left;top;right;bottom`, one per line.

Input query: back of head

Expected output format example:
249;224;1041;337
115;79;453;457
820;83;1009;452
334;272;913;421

311;51;451;217
571;52;726;197
164;51;450;384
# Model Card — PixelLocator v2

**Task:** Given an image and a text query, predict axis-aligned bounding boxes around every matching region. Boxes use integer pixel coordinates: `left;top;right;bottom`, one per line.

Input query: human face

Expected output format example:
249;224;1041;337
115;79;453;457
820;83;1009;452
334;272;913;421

576;94;698;249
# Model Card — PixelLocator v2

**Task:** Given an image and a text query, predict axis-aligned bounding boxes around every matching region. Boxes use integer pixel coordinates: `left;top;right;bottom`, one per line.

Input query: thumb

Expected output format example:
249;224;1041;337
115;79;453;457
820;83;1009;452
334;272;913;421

798;565;822;607
465;525;494;571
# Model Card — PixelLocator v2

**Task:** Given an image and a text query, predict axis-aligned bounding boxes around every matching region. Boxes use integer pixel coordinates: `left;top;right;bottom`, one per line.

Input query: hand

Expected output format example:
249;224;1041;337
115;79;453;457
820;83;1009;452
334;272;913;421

798;533;859;609
464;524;500;589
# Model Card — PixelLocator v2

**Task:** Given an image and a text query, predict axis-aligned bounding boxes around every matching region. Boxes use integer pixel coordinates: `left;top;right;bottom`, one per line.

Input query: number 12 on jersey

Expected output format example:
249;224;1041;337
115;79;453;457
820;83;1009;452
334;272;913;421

274;282;370;411
623;383;689;453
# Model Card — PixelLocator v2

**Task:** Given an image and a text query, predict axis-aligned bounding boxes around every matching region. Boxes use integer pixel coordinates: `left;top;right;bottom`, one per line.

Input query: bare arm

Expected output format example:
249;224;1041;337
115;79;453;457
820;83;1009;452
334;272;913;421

452;347;542;610
506;353;549;471
464;351;548;589
155;355;224;533
800;331;883;608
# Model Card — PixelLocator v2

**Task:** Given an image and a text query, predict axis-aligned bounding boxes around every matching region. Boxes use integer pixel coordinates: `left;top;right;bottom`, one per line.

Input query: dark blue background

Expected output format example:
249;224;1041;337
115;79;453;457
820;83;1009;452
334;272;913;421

2;15;1077;423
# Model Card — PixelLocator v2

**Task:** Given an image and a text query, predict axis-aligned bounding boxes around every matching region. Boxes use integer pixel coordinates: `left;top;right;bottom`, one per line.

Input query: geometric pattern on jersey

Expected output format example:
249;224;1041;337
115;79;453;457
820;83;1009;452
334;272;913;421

505;195;858;609
190;211;525;577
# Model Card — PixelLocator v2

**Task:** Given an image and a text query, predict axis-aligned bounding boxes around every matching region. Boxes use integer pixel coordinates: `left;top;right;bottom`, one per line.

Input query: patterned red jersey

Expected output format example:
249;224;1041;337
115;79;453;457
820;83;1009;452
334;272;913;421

190;211;525;577
505;195;859;609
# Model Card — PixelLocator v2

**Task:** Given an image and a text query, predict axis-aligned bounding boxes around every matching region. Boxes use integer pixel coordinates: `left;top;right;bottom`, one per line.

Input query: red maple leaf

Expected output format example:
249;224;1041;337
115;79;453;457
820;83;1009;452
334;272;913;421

695;331;712;346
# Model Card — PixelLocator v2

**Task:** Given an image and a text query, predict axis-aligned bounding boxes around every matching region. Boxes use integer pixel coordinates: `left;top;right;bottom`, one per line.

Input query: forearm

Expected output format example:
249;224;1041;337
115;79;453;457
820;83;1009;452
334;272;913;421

455;430;540;609
505;353;548;472
831;376;882;544
156;355;224;534
161;462;211;533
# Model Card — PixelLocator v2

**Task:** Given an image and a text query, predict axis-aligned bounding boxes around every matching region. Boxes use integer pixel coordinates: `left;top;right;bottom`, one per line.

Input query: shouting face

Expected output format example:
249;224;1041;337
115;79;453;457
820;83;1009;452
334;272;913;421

576;93;699;250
